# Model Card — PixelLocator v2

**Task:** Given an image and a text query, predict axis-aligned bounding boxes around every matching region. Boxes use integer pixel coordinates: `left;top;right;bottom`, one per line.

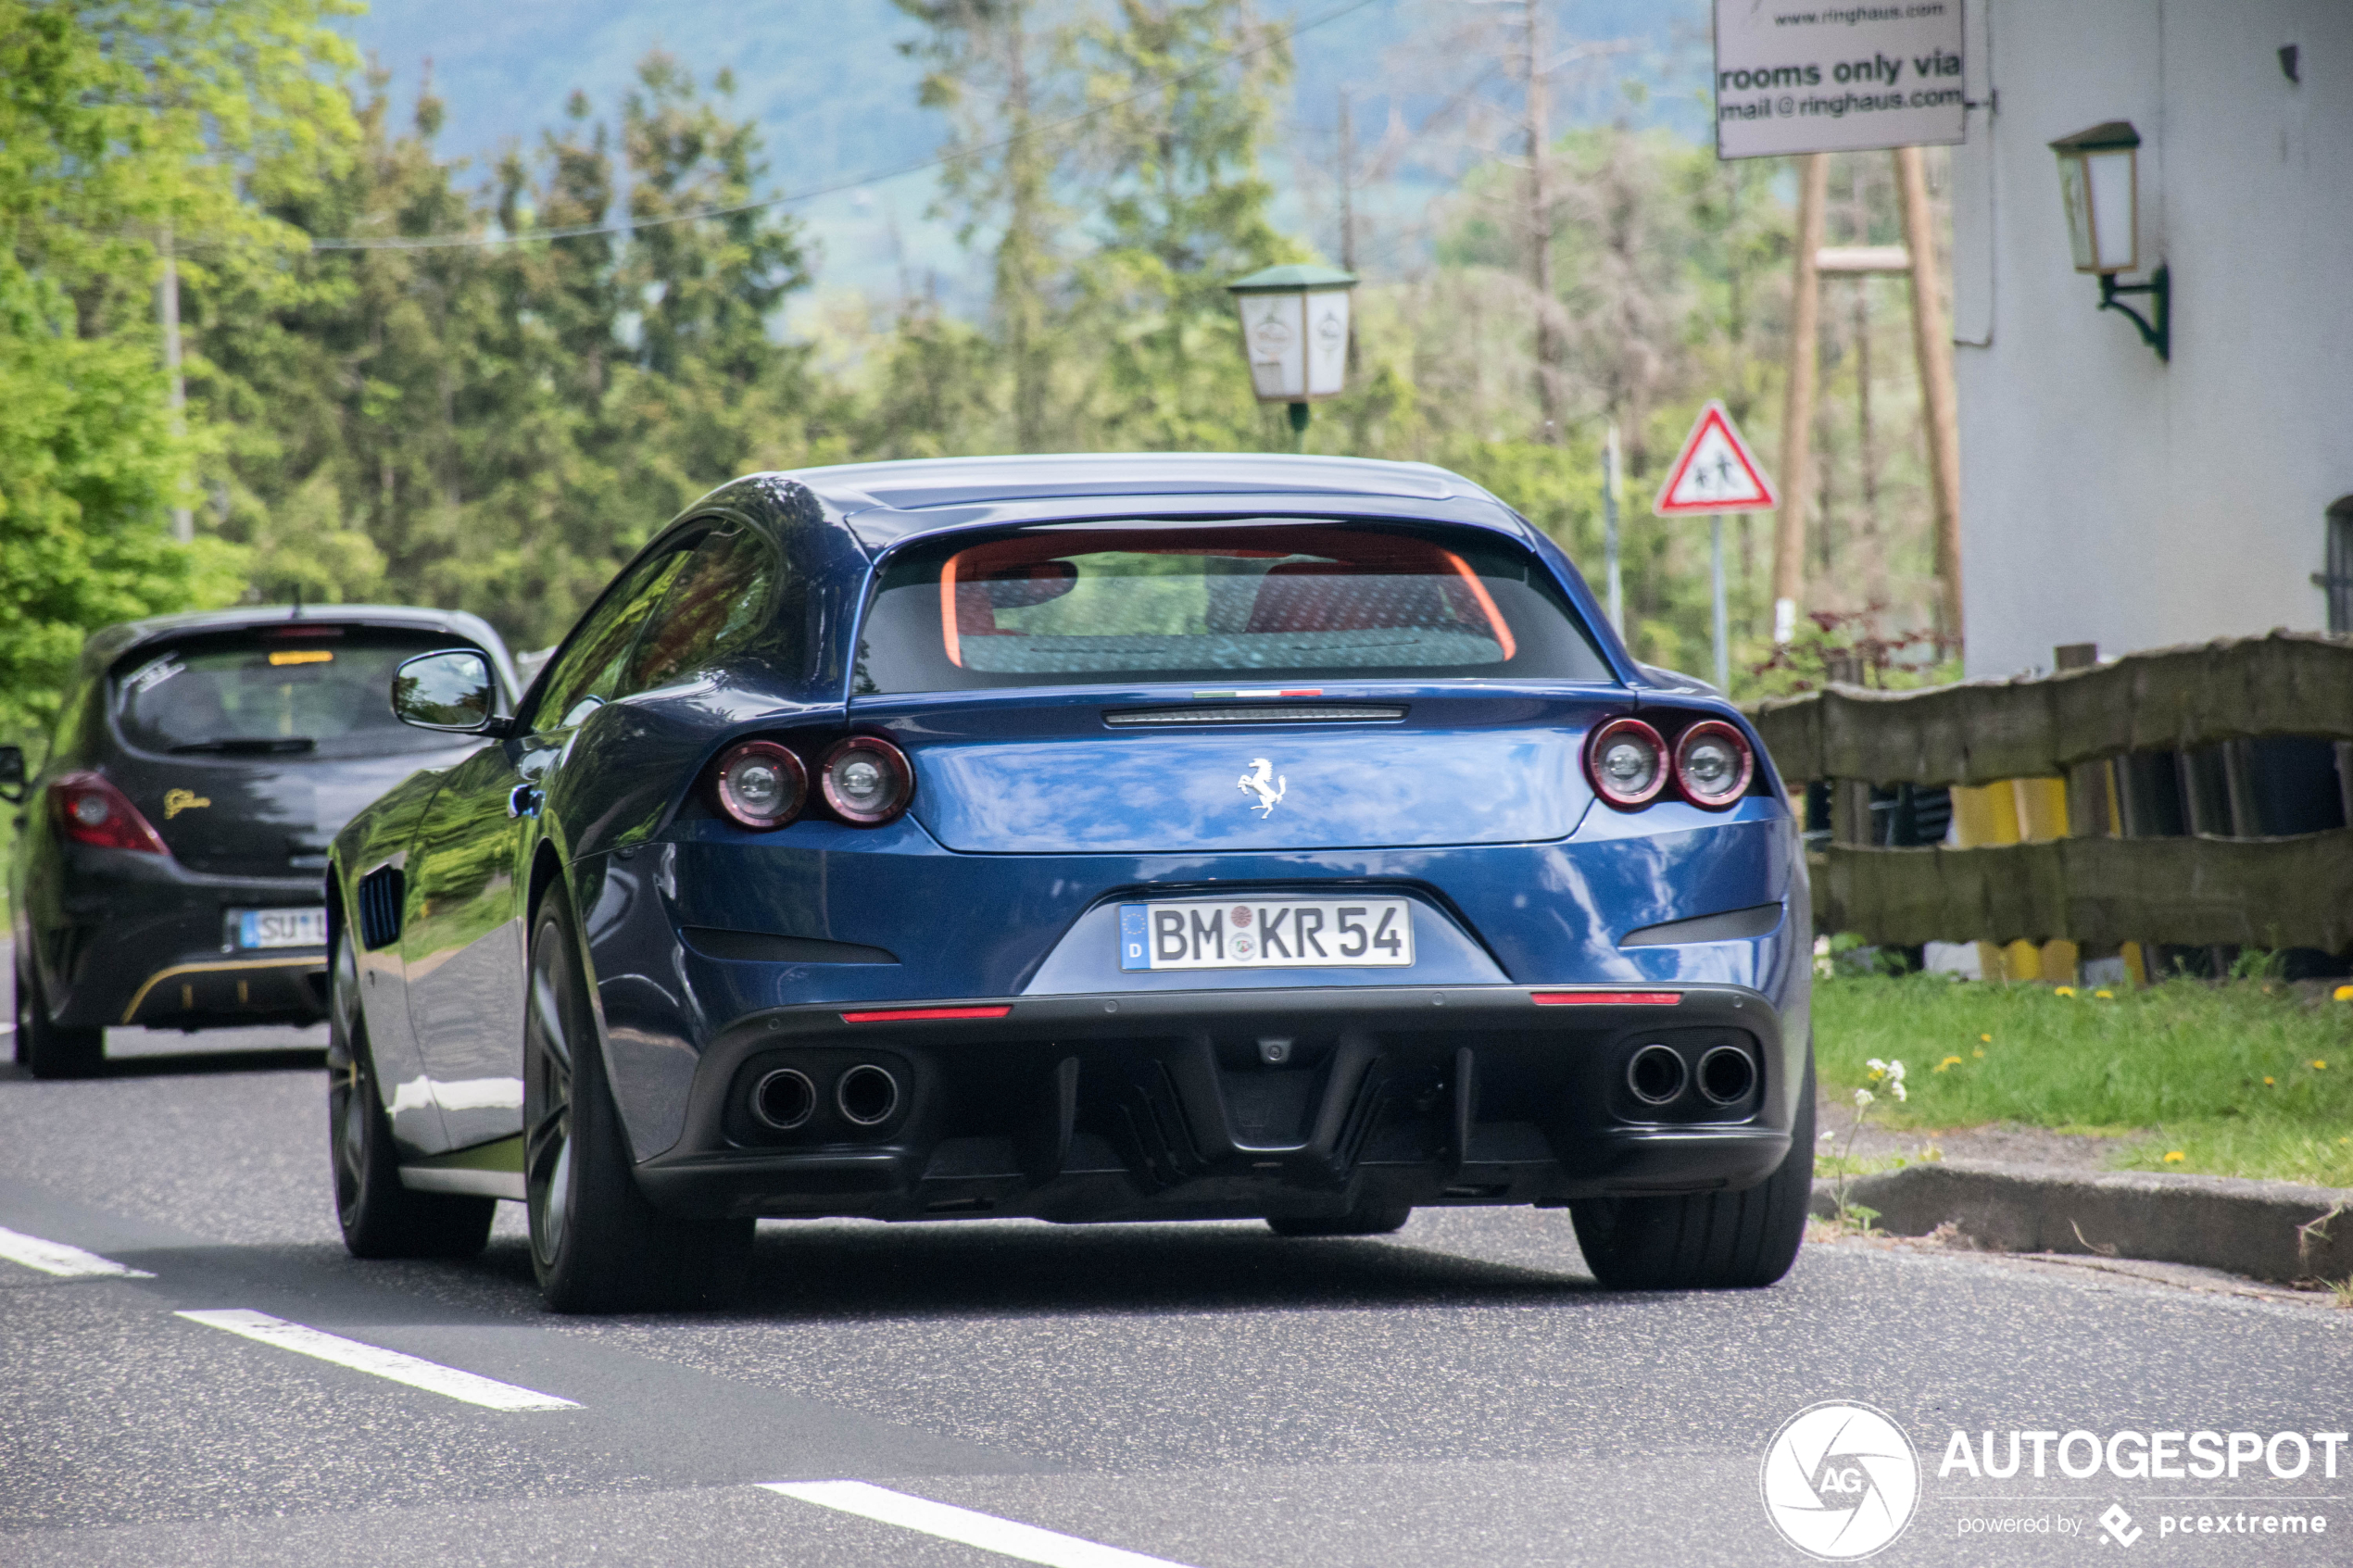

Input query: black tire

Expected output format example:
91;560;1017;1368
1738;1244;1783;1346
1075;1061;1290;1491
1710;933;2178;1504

329;922;494;1260
1267;1199;1413;1237
1569;1049;1816;1290
526;884;751;1313
18;953;104;1080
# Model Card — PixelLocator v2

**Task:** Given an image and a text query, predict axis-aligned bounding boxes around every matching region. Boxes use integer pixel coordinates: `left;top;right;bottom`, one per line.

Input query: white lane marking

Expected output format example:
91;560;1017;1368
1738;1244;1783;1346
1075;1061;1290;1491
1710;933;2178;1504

0;1223;155;1278
174;1310;578;1411
761;1481;1200;1568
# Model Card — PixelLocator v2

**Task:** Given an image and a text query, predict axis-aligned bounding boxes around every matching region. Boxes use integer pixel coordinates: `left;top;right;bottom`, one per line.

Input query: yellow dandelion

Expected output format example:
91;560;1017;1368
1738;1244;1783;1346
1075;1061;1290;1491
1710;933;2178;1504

2313;1060;2330;1072
2163;1150;2185;1163
2094;989;2114;999
1980;1033;1993;1043
1934;1055;1963;1073
2265;1076;2276;1086
2334;985;2353;1002
2054;985;2076;997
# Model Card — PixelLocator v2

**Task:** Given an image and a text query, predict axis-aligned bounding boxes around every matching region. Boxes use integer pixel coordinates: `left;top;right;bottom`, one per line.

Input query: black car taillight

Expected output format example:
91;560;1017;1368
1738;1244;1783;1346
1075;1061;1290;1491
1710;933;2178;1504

51;771;169;854
711;741;808;831
820;736;912;826
1585;718;1668;809
1672;721;1755;809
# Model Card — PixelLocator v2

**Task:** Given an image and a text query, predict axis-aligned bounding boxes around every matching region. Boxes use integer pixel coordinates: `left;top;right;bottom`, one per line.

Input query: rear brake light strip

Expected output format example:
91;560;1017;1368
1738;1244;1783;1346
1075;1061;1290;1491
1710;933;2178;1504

839;1005;1013;1024
1529;990;1681;1006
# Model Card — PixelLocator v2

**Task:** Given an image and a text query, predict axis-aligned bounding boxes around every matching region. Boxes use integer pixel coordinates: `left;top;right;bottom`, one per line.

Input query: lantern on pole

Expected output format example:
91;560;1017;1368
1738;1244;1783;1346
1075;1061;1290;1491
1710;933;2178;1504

1226;263;1358;447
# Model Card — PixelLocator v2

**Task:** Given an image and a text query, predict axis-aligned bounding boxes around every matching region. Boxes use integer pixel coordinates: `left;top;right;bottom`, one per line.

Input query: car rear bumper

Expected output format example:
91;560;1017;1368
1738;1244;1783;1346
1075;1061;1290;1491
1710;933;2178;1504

40;846;326;1029
632;982;1799;1223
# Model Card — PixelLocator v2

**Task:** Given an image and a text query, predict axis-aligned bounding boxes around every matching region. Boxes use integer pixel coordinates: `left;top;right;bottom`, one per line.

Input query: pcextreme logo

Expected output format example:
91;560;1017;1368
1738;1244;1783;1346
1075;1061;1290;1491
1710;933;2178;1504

1760;1400;1921;1559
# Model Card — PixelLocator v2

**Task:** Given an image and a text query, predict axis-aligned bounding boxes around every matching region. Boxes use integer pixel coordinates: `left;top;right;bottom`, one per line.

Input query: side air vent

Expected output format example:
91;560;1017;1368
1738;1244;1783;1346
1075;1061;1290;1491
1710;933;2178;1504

356;865;404;950
1104;704;1408;727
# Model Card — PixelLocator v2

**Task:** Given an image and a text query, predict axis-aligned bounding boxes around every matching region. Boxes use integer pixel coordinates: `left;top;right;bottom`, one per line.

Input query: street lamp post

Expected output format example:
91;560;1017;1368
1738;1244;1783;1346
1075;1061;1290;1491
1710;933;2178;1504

2050;120;2170;362
1226;263;1358;450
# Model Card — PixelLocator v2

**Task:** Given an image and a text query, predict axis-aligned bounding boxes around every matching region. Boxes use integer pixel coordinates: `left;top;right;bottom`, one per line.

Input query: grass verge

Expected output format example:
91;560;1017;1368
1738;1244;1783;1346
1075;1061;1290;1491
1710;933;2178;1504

1814;972;2353;1188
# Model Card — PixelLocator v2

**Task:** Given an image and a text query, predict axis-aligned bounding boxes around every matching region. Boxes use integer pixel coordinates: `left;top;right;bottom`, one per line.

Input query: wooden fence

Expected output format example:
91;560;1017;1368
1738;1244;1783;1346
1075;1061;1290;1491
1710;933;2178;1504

1747;632;2353;964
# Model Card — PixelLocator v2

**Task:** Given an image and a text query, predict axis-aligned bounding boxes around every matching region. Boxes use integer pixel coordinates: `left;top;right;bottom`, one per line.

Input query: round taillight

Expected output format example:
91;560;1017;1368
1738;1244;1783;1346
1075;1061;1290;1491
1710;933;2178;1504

1673;721;1755;809
712;741;807;831
1586;717;1668;808
820;736;912;825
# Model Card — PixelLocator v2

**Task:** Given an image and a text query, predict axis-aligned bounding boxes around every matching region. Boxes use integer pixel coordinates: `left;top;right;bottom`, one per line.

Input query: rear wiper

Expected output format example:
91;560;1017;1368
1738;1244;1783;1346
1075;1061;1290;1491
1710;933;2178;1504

168;737;318;755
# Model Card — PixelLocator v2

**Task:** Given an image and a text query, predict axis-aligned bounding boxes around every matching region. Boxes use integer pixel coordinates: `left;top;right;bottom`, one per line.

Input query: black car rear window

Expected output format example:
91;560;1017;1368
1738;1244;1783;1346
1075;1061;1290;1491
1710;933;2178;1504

114;628;495;759
853;520;1611;694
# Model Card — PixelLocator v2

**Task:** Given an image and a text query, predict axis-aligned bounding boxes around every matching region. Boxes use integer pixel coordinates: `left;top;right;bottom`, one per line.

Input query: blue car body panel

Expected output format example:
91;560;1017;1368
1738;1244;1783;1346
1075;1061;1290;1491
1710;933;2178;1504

329;454;1810;1221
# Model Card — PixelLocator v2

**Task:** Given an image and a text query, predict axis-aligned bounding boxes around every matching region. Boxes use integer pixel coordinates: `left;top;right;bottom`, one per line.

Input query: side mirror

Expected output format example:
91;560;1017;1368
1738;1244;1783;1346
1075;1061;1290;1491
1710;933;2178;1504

391;649;502;734
0;744;23;804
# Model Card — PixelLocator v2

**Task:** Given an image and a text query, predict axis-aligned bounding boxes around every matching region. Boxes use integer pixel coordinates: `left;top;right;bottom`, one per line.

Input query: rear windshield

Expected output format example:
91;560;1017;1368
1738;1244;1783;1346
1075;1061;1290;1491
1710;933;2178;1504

113;628;497;759
853;520;1611;694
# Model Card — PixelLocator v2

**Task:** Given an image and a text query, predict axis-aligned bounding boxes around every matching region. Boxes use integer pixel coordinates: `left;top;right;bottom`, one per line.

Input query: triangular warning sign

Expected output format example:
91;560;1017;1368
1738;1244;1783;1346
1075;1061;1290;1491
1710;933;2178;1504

1653;400;1778;515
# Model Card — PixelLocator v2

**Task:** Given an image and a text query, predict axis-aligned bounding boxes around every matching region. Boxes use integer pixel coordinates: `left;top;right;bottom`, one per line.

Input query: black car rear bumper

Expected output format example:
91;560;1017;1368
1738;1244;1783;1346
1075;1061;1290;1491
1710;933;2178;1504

39;846;326;1029
633;983;1799;1223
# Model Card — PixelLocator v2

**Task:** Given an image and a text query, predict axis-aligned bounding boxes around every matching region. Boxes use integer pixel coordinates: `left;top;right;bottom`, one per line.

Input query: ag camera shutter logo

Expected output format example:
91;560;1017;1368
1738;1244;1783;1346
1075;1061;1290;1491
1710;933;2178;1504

1760;1400;1920;1559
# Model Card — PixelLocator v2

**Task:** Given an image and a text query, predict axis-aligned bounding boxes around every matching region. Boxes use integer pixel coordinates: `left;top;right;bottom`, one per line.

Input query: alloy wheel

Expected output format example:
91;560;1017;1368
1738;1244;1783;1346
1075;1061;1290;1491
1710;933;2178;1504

524;929;575;1270
327;931;369;1230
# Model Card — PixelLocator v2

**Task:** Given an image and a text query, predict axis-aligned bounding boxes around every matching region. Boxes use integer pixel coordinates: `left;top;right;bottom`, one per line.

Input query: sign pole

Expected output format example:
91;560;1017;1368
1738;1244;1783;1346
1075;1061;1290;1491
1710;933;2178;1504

1770;153;1828;645
1651;400;1776;694
1711;514;1730;693
1603;421;1623;633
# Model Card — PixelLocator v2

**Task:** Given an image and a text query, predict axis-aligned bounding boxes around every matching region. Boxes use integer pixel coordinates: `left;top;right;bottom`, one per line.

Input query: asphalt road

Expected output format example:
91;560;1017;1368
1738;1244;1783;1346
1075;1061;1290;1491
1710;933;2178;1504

3;966;2348;1564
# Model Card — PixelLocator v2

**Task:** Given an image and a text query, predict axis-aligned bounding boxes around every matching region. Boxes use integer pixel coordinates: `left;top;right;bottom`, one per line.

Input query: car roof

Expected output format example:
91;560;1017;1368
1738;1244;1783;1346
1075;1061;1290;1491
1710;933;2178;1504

77;604;520;695
774;453;1514;550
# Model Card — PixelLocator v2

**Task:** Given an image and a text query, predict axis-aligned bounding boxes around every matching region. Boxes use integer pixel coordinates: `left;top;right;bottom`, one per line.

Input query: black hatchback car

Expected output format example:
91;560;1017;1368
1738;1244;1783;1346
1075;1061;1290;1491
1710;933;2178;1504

6;607;516;1077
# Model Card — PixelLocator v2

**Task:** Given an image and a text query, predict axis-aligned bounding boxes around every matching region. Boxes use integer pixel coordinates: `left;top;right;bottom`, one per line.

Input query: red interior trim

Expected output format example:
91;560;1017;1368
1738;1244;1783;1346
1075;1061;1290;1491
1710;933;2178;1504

1529;990;1681;1006
839;1005;1012;1024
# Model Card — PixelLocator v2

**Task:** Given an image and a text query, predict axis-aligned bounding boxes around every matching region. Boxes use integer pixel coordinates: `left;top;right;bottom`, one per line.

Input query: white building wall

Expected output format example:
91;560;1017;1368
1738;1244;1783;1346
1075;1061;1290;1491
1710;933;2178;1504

1951;0;2353;679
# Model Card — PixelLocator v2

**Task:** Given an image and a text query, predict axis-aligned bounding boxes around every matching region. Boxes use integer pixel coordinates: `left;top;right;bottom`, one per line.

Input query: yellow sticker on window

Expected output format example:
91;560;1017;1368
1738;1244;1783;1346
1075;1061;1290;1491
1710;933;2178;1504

268;649;334;666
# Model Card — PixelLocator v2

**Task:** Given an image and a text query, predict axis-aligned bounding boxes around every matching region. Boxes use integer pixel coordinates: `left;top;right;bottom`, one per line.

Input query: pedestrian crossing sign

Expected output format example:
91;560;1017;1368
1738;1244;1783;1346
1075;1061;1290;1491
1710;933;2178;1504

1653;401;1778;515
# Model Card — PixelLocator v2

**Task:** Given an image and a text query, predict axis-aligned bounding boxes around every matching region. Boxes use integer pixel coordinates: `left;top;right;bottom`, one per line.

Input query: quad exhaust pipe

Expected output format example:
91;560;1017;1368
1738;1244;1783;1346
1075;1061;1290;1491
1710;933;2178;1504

837;1062;902;1126
750;1068;817;1131
1625;1042;1757;1109
1696;1045;1756;1106
1626;1043;1687;1106
750;1061;905;1131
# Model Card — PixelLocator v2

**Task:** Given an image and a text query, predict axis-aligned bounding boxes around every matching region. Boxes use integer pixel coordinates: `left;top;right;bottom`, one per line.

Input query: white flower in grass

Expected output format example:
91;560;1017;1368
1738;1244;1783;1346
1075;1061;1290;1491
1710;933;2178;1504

1853;1087;1874;1109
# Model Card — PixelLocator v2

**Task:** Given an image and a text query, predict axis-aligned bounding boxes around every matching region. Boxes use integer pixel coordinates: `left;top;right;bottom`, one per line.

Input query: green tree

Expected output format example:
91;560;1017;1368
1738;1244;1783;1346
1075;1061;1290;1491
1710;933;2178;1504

0;0;354;743
201;55;823;654
604;55;823;528
895;0;1070;450
1069;0;1302;451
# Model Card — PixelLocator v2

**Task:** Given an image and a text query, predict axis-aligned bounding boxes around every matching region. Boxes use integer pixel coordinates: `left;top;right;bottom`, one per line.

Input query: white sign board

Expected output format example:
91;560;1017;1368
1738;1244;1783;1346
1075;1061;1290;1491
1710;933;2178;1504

1714;0;1966;160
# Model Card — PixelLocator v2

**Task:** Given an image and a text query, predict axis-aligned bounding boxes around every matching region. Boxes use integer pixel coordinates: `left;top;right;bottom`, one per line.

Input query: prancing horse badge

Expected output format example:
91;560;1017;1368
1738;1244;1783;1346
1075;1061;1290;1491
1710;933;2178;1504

1237;758;1286;817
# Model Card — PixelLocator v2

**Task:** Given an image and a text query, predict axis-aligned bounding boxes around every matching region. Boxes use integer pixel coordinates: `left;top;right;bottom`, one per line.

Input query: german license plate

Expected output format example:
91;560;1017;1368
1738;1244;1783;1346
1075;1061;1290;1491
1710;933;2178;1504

1119;898;1414;971
229;907;327;950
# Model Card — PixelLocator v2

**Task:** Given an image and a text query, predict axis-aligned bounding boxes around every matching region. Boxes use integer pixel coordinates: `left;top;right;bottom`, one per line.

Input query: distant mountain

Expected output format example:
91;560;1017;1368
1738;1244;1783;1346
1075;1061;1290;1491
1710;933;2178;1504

339;0;1711;305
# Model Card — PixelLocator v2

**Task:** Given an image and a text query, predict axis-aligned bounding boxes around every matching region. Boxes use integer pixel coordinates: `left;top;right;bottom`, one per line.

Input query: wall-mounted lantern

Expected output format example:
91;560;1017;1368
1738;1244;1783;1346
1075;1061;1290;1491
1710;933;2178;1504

1226;263;1357;447
2049;120;2169;361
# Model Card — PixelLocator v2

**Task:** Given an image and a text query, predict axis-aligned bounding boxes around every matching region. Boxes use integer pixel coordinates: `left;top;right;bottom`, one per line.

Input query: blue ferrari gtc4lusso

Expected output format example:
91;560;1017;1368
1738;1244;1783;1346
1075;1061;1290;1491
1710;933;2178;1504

328;454;1814;1311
